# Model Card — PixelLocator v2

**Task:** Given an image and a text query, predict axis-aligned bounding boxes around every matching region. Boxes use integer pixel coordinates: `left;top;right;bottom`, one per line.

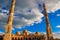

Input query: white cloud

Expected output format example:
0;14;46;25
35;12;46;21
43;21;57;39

28;31;35;34
37;0;60;12
53;32;60;39
12;28;15;30
43;32;60;39
13;8;43;28
57;14;60;16
0;0;60;12
0;0;60;29
0;31;4;35
56;25;60;28
0;12;8;29
46;0;60;12
0;8;43;29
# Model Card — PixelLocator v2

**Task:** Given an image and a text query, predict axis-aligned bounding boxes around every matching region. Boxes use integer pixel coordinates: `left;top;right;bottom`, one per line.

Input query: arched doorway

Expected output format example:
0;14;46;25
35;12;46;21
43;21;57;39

0;37;3;40
21;38;22;40
12;38;14;40
15;38;17;40
29;38;31;40
18;38;20;40
25;37;27;40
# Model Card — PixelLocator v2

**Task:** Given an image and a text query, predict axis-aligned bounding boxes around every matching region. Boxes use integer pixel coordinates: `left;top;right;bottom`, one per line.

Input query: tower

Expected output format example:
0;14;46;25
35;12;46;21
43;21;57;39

43;3;53;40
3;0;16;40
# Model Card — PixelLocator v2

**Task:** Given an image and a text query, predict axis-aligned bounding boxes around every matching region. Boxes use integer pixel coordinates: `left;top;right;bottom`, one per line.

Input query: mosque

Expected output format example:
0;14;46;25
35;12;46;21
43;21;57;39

0;0;59;40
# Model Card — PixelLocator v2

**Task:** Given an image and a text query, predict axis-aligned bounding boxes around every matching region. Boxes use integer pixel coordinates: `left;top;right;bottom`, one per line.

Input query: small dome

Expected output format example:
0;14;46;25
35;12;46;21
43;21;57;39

35;32;41;36
23;30;28;33
16;31;21;36
23;30;28;35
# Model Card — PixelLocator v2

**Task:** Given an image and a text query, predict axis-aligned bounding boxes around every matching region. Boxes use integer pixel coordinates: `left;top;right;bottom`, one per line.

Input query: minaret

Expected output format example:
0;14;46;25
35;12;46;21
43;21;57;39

43;3;53;40
3;0;16;40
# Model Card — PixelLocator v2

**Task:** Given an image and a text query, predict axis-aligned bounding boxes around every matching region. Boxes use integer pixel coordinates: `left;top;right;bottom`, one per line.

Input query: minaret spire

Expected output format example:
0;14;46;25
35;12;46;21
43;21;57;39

43;3;53;40
3;0;16;40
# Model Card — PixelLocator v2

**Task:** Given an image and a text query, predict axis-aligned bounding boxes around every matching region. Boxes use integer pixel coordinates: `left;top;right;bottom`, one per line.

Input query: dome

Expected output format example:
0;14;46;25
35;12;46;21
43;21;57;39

23;30;28;33
16;31;21;36
23;30;28;35
35;32;41;36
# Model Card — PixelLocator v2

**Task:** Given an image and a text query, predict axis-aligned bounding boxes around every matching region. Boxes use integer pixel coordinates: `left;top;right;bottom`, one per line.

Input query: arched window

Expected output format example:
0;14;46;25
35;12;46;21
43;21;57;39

18;38;20;40
32;38;34;40
38;38;41;40
29;38;31;40
0;37;3;40
12;38;14;40
33;37;35;40
15;38;17;40
36;37;38;40
21;38;22;40
35;37;37;40
25;38;27;40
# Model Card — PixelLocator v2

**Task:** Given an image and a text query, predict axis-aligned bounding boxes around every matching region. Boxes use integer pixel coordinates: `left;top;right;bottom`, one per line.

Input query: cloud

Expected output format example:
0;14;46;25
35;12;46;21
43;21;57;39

28;31;35;34
14;0;60;13
57;14;60;16
0;0;60;29
46;0;60;12
53;32;60;39
56;25;60;28
0;8;43;29
37;0;60;12
0;12;8;29
43;32;60;39
0;0;44;29
13;0;60;28
0;0;60;12
12;28;15;30
13;8;43;28
0;31;4;35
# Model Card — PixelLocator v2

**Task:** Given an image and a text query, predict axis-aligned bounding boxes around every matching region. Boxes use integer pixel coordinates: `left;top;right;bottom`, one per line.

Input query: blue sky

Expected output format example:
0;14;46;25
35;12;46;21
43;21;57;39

0;0;60;36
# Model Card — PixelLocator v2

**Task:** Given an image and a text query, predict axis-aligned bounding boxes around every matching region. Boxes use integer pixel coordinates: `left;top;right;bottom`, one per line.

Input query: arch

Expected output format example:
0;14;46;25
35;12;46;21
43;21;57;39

35;37;37;40
0;37;3;40
31;38;34;40
29;38;31;40
18;38;20;40
12;38;14;40
25;37;27;40
15;38;17;40
38;38;41;40
35;37;41;40
21;38;22;40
